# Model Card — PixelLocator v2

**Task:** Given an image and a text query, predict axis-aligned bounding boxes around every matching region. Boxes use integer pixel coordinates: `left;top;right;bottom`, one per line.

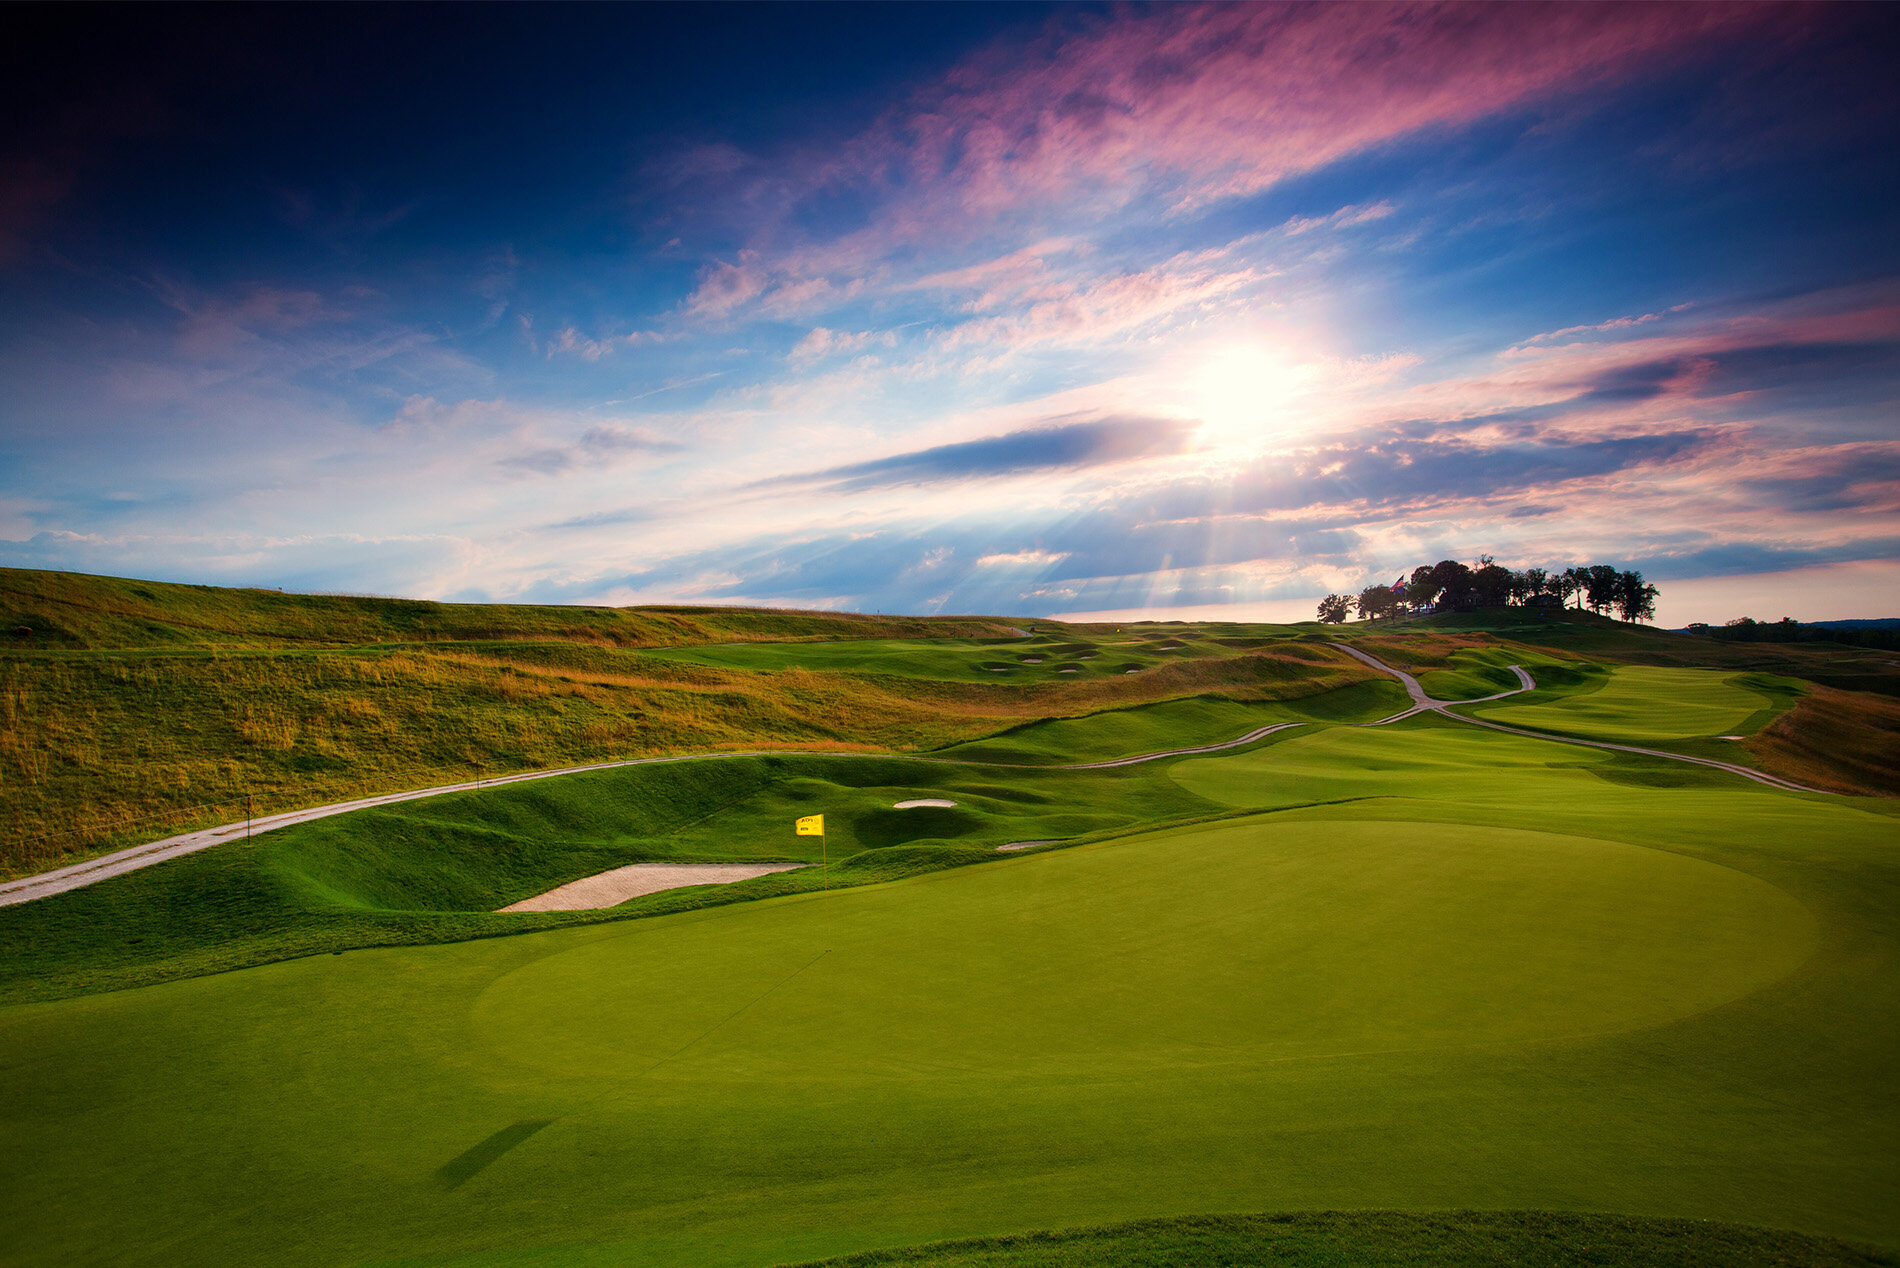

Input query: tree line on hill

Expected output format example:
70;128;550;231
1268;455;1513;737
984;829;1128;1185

1688;617;1900;651
1317;558;1659;624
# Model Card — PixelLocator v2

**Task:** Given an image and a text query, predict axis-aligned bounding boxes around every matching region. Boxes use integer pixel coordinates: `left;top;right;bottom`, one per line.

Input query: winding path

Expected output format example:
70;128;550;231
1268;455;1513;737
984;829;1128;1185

0;646;1826;908
1330;643;1825;794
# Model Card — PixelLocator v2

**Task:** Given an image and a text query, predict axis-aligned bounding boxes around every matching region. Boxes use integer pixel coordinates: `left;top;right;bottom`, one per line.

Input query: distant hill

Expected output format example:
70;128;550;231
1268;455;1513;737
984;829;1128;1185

1809;618;1900;630
0;567;1023;650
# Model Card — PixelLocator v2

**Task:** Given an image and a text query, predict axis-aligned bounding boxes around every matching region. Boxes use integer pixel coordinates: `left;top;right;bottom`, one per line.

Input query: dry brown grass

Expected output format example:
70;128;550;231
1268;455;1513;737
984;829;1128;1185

0;640;1377;880
1744;683;1900;797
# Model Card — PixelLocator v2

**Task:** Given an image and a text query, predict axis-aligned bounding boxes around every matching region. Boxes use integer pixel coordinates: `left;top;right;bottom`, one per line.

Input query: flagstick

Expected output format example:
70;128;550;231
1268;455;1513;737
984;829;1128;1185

821;828;831;948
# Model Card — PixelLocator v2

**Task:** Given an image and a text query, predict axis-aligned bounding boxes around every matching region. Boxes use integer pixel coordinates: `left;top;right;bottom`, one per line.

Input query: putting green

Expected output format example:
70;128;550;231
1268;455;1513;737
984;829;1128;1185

1467;666;1772;742
472;819;1811;1081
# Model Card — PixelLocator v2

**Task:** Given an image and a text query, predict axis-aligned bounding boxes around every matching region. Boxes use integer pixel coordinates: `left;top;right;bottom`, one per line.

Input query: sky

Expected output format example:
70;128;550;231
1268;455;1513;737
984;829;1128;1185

2;2;1897;626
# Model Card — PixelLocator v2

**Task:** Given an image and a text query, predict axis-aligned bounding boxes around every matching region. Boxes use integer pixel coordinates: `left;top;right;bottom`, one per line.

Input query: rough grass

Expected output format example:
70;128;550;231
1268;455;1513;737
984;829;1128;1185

0;629;1374;881
0;567;1024;650
1744;682;1900;796
783;1211;1897;1267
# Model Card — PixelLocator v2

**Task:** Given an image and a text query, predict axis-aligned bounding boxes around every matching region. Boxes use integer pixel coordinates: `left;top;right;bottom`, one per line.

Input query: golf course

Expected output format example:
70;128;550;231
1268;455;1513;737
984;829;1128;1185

2;573;1897;1267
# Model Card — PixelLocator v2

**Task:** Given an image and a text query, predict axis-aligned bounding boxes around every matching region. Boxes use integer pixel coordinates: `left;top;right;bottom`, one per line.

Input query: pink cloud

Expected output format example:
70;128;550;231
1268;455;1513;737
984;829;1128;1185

741;4;1786;285
683;251;770;321
932;247;1264;354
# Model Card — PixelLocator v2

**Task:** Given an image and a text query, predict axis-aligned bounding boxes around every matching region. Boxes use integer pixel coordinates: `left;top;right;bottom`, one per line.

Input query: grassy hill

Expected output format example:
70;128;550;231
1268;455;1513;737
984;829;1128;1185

0;570;1378;879
6;571;1899;882
0;568;1025;650
5;572;1899;1267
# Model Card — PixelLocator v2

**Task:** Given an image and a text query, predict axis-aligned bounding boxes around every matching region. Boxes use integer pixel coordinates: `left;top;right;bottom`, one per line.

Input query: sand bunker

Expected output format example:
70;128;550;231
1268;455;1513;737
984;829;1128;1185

997;840;1055;852
1020;657;1044;664
893;798;958;809
500;863;807;913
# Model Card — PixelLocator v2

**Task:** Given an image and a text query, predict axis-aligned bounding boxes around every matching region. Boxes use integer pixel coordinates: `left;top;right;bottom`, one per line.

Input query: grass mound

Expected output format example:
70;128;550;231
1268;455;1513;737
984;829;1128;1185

931;681;1405;764
1467;666;1784;742
785;1211;1895;1267
0;743;1227;1003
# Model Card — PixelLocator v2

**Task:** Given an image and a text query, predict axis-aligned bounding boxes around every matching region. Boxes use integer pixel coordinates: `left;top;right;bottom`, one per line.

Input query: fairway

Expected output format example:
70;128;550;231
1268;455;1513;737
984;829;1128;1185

1467;666;1775;742
4;713;1895;1268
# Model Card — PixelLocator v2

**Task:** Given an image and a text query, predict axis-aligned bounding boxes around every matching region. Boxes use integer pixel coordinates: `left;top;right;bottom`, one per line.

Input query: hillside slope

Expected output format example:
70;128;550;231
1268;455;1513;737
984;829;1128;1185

0;570;1375;879
0;568;1021;649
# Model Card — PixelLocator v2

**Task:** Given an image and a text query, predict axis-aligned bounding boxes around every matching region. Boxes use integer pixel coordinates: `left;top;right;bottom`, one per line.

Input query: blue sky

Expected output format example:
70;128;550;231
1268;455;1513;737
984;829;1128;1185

3;2;1896;623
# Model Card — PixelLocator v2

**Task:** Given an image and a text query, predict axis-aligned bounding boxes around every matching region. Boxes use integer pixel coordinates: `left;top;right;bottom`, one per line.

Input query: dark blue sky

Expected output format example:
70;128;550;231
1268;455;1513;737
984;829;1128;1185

3;2;1897;621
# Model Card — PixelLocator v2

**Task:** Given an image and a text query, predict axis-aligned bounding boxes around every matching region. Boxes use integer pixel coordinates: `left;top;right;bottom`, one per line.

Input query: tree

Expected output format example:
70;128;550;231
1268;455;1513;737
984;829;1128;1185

1614;570;1658;623
1557;567;1586;610
1584;564;1620;614
1355;583;1398;622
1316;594;1350;624
1430;559;1474;609
1520;567;1550;604
1407;565;1441;612
1472;562;1514;608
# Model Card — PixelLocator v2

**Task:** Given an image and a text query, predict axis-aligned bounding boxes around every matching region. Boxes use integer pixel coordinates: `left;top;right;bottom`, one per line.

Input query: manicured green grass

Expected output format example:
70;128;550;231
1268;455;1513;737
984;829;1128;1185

932;680;1406;763
1464;666;1778;742
1410;645;1574;701
643;637;1053;682
640;627;1265;682
3;717;1895;1268
786;1211;1896;1267
1;708;1276;1004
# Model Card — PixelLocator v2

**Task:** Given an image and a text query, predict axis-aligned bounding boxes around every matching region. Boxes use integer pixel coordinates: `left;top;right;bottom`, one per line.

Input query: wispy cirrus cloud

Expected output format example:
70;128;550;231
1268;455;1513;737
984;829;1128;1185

679;2;1791;321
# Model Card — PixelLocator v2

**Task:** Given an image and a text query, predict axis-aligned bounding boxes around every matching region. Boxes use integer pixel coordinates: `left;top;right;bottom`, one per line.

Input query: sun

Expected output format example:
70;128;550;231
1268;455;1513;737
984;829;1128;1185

1188;342;1318;450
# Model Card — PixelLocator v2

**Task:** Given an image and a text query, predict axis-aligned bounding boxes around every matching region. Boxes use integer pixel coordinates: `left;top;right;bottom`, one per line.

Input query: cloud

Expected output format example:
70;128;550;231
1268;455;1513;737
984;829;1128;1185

498;423;683;478
789;326;892;362
677;2;1788;322
543;508;653;531
759;413;1196;492
683;251;770;321
547;326;663;360
1284;201;1397;235
1633;537;1900;581
974;549;1070;568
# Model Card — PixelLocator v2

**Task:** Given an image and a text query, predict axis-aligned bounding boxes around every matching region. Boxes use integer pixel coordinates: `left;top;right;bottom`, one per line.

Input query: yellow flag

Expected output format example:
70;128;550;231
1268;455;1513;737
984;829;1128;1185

795;814;825;836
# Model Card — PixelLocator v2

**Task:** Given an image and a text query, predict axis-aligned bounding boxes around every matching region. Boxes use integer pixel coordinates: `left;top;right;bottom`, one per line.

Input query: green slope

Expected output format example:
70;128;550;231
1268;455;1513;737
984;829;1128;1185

1464;665;1779;742
786;1211;1895;1268
3;718;1894;1267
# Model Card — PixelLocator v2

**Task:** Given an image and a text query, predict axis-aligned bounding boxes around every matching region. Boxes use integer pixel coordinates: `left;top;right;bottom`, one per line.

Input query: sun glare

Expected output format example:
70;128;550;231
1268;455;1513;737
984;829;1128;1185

1189;343;1318;450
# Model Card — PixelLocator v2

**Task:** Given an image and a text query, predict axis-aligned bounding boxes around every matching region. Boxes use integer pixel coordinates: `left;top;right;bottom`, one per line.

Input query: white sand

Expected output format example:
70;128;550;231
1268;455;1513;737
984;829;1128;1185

998;840;1055;852
500;863;807;912
893;798;957;809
